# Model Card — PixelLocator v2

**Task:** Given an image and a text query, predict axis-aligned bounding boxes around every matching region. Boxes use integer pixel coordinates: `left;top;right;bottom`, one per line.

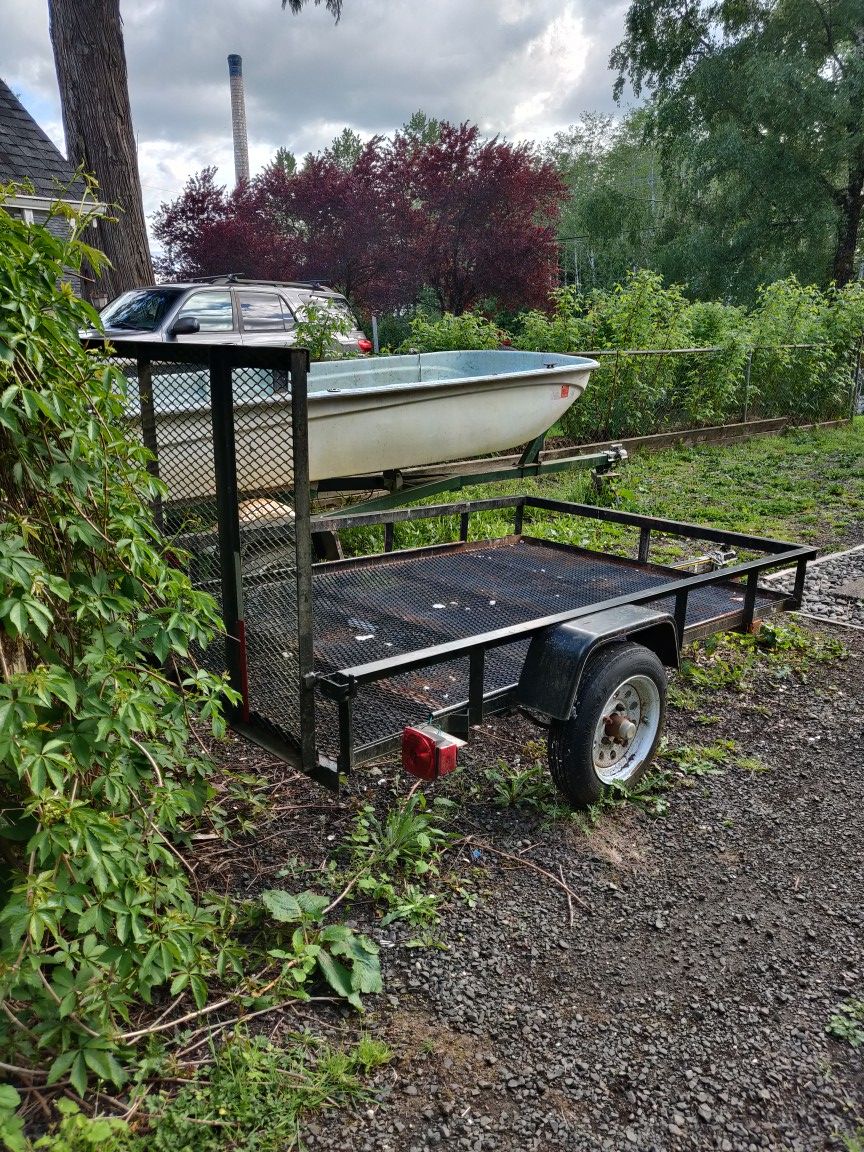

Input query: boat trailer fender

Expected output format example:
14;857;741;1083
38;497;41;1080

516;604;680;722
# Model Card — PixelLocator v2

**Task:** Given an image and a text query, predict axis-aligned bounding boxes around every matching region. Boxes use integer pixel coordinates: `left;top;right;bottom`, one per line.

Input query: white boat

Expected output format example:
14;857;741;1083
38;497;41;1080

129;350;597;501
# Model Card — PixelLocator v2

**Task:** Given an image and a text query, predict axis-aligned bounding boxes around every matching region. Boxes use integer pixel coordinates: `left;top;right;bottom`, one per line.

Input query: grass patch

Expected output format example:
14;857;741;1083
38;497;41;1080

839;1128;864;1152
343;792;456;927
330;420;864;558
660;739;736;777
677;618;846;700
828;999;864;1049
4;1031;391;1152
483;740;559;811
136;1031;391;1152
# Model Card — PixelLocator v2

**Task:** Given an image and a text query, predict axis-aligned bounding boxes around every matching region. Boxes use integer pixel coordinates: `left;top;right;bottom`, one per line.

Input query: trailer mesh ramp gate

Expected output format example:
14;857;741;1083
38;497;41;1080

97;342;318;774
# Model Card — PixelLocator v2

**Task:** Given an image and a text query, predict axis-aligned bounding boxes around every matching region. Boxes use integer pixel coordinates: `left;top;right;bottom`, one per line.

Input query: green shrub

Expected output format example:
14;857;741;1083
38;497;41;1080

674;300;749;427
293;300;352;361
516;270;861;439
0;198;232;1092
399;310;503;352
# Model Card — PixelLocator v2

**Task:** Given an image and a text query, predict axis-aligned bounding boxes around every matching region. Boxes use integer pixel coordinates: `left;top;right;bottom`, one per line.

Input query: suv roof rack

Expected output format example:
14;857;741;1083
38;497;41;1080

190;273;333;291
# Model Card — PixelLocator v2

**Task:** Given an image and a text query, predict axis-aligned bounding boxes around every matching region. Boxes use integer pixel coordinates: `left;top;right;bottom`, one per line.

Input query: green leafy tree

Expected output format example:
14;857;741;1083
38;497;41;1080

271;146;298;177
323;128;364;172
611;0;864;295
545;110;664;291
401;110;443;146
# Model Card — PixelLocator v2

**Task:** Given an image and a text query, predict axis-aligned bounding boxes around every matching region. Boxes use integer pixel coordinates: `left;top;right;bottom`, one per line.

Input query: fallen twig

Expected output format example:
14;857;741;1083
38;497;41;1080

559;863;575;928
463;837;590;914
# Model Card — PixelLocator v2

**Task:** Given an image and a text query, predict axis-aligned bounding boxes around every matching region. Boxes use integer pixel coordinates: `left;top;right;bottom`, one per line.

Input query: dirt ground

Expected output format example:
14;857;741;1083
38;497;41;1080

204;614;864;1152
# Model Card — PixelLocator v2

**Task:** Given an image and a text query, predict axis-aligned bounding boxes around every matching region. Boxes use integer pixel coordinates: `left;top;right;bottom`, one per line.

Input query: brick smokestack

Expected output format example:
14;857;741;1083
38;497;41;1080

227;54;250;186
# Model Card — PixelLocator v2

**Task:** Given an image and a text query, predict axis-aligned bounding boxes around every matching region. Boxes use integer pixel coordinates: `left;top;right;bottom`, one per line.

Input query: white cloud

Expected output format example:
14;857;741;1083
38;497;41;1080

0;0;633;242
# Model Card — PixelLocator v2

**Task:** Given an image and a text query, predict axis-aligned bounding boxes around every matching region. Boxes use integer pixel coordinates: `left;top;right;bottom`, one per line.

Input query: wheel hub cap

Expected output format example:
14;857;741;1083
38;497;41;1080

592;673;662;784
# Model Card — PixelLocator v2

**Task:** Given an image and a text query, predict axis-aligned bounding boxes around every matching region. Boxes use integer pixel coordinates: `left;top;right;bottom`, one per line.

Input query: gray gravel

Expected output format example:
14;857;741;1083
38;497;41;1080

294;621;864;1152
767;544;864;628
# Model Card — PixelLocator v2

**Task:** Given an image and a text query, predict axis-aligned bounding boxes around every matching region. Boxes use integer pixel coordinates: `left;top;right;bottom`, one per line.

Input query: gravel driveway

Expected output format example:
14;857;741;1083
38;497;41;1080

211;614;864;1152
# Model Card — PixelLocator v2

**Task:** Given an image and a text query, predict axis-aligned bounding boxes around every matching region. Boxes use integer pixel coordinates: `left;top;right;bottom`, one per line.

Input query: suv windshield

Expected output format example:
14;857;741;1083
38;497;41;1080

101;288;184;332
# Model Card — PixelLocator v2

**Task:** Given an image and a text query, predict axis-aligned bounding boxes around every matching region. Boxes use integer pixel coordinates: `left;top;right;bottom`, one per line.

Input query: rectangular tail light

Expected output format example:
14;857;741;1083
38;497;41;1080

402;724;465;779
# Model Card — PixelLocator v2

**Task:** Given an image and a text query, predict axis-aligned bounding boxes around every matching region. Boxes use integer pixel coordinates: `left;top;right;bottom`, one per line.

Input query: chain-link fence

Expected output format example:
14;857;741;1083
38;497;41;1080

90;341;319;776
559;342;861;443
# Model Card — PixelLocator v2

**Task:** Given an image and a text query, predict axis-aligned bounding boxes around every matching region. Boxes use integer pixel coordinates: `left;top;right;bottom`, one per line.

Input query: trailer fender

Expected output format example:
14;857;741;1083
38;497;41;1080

516;604;679;722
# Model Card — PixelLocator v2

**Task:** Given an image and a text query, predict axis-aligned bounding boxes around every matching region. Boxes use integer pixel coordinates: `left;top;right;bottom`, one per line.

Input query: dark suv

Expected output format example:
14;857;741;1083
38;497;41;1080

94;275;372;353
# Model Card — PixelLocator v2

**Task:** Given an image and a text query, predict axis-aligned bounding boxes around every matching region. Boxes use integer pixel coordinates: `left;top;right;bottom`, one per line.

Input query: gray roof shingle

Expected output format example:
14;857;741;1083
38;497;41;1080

0;77;88;200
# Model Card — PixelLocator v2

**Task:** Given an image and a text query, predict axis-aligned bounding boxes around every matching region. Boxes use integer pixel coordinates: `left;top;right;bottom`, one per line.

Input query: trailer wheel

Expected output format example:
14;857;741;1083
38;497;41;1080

548;642;666;808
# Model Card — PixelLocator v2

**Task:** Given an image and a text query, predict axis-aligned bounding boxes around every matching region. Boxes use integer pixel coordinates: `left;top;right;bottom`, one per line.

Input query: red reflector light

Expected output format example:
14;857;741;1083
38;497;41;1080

402;724;463;779
357;338;373;353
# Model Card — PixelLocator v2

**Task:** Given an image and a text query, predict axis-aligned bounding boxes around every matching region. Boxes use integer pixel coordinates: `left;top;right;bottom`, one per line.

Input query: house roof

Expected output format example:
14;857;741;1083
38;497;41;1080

0;77;88;201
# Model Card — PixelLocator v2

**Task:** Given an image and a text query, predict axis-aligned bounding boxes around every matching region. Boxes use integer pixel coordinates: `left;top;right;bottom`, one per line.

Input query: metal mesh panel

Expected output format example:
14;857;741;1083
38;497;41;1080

231;364;303;744
309;538;778;757
107;343;314;766
116;353;226;674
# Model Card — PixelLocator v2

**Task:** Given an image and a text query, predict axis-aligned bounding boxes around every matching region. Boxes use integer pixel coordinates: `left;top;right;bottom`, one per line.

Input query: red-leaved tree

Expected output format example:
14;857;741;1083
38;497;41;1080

153;168;298;281
391;123;565;314
153;122;566;315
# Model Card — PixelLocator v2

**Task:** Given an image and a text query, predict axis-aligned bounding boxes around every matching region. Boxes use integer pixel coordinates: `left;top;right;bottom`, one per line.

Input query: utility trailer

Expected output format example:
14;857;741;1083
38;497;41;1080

93;342;815;805
304;498;813;803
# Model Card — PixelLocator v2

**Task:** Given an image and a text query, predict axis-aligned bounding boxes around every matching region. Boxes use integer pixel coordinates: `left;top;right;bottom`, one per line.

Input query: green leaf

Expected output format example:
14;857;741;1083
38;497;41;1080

83;1046;125;1085
190;973;208;1010
295;890;330;921
0;1113;25;1152
261;889;302;923
70;1051;88;1097
46;1050;76;1086
316;950;358;1005
47;667;78;710
0;1085;21;1111
58;990;78;1019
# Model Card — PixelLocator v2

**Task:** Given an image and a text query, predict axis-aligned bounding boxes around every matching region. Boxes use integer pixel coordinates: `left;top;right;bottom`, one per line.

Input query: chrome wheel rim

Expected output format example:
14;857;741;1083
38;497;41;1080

592;674;661;784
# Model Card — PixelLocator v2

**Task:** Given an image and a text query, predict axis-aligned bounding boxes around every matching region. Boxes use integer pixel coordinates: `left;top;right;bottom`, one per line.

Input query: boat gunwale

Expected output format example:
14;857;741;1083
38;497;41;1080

124;354;600;419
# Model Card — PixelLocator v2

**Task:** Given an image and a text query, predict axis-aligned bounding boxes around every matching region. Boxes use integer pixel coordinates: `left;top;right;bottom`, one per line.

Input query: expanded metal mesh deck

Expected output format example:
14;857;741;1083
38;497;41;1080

309;537;781;757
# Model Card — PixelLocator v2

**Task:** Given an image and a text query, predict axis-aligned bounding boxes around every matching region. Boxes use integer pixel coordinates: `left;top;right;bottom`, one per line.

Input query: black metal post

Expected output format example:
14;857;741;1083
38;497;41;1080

208;348;246;716
468;649;485;726
743;570;759;629
513;503;524;536
460;512;470;542
384;522;395;552
337;695;355;775
792;556;808;607
638;526;651;563
674;590;688;644
289;349;317;774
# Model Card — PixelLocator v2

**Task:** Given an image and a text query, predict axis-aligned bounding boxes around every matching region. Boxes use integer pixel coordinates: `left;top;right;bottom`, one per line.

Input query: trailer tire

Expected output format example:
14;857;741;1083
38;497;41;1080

548;641;666;808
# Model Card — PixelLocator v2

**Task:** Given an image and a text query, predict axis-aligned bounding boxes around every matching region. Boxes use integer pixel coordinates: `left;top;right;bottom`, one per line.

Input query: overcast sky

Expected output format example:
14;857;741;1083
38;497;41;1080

1;0;632;229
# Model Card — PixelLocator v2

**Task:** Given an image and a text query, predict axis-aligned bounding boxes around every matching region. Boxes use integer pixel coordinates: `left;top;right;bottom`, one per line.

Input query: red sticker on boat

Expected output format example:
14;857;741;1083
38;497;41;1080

560;385;570;397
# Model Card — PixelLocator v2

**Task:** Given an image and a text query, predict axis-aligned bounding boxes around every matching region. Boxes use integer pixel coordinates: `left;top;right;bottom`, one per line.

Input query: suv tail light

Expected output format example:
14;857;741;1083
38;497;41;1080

402;724;464;779
357;337;373;353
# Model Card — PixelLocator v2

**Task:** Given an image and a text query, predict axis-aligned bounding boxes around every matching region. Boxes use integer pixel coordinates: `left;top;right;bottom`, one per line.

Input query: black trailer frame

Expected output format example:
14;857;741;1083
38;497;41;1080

90;339;816;792
308;498;814;781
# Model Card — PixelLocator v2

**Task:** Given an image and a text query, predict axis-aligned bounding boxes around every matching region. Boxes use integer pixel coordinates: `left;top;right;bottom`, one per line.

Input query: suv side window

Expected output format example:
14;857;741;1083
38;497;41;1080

175;290;235;332
237;290;294;332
